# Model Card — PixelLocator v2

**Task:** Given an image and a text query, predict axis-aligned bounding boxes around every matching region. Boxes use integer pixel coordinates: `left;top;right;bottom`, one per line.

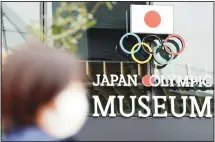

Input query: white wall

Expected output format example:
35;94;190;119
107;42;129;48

153;2;213;75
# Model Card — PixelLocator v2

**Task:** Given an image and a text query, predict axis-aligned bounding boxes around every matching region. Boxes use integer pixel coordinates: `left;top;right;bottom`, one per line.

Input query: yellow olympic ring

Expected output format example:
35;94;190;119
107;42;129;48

131;42;153;64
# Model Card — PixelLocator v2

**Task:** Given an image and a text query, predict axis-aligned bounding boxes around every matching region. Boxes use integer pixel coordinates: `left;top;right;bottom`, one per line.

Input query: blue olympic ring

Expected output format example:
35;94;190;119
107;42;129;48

119;33;141;54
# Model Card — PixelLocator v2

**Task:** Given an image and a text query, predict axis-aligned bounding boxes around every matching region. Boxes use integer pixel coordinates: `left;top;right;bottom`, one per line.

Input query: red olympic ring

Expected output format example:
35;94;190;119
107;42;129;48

164;34;185;55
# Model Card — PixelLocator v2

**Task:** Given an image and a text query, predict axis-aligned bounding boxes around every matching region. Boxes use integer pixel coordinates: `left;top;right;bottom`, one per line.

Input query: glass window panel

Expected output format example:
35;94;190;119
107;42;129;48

2;2;40;49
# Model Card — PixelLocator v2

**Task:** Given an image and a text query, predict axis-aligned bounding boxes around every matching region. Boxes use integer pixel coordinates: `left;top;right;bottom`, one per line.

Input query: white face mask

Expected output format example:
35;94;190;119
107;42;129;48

41;85;89;139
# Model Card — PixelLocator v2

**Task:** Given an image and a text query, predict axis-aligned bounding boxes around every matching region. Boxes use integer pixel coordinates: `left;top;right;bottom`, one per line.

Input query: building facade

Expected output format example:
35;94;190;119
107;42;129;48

1;2;214;141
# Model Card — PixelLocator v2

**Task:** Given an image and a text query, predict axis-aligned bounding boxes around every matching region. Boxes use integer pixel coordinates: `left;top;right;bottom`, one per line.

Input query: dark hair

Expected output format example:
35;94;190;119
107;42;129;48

2;43;85;132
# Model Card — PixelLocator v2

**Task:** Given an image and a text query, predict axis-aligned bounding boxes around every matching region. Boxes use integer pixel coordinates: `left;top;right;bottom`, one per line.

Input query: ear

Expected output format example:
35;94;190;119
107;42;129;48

47;96;58;111
36;97;57;119
35;96;58;127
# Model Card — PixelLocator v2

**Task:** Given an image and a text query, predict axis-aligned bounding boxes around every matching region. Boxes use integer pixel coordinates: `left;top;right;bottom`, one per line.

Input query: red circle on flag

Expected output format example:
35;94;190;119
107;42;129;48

144;10;161;28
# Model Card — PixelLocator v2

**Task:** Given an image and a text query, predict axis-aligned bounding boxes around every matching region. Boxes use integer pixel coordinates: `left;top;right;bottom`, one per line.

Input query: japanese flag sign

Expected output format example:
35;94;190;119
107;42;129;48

130;5;174;34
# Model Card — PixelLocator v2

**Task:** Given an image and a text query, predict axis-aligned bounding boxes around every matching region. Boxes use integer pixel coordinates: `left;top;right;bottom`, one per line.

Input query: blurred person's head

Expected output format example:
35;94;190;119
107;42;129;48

2;43;89;139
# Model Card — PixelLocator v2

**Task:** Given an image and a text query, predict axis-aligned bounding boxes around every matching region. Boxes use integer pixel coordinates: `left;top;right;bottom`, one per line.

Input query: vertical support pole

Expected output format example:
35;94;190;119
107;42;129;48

2;14;8;52
103;61;107;75
145;1;154;116
120;62;124;75
186;63;191;77
149;42;155;114
138;64;142;77
40;2;48;43
86;61;91;78
126;10;128;34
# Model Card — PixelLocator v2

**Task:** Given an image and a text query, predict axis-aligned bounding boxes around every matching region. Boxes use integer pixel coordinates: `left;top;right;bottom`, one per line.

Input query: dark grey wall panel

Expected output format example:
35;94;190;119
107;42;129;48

86;1;147;61
88;2;146;29
76;117;213;141
87;28;126;61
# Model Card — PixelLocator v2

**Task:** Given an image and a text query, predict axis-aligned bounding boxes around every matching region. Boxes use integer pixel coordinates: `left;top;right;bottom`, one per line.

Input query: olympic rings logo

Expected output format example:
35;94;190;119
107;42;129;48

117;32;185;68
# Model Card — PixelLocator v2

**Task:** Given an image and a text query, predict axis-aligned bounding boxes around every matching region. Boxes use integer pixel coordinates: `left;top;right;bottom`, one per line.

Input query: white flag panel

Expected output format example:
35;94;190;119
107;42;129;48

130;5;174;34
